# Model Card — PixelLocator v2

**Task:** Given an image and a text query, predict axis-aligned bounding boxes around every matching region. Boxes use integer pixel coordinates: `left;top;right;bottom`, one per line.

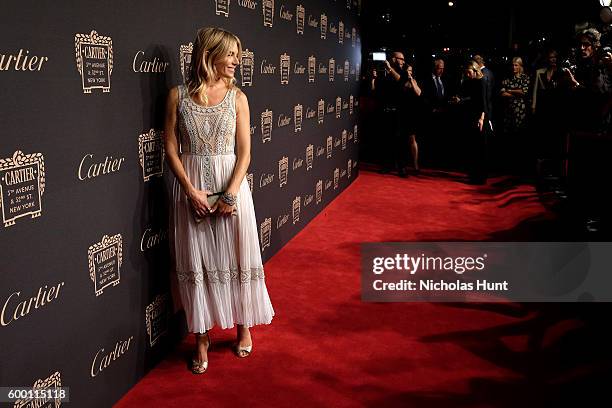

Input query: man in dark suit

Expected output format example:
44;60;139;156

422;58;449;113
421;58;453;168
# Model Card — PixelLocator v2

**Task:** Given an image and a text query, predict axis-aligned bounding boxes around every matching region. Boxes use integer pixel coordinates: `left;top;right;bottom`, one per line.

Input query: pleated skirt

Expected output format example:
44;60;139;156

171;153;274;333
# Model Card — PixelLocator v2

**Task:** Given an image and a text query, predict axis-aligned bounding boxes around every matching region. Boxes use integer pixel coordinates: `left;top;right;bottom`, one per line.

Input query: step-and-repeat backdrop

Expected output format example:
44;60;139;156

0;0;361;406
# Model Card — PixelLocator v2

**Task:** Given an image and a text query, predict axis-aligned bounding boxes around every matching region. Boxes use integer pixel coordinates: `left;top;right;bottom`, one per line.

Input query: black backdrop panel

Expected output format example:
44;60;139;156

0;0;361;406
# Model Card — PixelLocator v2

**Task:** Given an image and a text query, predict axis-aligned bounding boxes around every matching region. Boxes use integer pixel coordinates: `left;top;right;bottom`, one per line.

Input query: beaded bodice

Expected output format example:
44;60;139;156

177;85;237;155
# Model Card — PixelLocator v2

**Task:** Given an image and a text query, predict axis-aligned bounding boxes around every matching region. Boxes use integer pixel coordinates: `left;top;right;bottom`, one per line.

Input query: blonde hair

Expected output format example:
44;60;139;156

473;55;485;66
512;57;524;74
466;60;483;79
187;27;242;105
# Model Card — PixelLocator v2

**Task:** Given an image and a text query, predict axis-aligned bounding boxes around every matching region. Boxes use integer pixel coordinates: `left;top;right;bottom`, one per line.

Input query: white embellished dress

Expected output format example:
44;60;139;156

172;84;274;333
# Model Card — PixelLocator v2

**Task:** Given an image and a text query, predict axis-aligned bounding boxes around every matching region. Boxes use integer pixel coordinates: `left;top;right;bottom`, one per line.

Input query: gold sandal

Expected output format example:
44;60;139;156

192;332;210;374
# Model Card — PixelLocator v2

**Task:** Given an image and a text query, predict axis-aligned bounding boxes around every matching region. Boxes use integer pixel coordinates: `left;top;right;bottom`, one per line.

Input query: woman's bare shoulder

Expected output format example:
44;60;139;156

168;85;182;101
234;86;247;98
234;87;249;108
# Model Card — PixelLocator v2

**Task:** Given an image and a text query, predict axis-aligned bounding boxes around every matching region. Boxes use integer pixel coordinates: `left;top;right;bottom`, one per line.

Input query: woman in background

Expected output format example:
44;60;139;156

400;64;423;174
500;57;531;174
453;60;489;184
531;49;563;177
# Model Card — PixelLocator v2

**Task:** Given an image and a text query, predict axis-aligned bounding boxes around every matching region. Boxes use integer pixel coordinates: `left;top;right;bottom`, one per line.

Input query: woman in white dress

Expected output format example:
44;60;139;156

164;27;274;374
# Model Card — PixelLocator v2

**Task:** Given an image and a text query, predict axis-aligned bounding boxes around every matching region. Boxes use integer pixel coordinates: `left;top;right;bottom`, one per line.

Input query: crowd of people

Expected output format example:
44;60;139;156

363;27;612;233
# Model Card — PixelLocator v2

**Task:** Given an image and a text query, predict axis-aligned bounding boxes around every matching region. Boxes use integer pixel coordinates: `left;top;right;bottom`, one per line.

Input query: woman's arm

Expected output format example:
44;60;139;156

507;89;525;96
532;71;542;113
404;77;422;96
213;89;251;214
500;79;512;98
475;81;486;131
478;111;485;132
164;87;211;217
507;75;530;97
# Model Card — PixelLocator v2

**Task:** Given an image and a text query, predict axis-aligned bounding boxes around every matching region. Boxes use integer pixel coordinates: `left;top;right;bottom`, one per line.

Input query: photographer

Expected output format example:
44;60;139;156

370;51;412;177
564;28;612;132
563;28;612;234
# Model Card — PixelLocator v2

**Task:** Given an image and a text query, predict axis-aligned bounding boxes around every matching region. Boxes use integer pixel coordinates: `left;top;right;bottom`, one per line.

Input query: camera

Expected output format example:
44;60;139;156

560;58;577;74
372;52;386;62
370;51;388;76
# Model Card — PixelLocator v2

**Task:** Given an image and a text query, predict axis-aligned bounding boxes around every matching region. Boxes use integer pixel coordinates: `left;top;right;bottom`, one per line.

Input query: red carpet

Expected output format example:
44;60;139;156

115;169;608;407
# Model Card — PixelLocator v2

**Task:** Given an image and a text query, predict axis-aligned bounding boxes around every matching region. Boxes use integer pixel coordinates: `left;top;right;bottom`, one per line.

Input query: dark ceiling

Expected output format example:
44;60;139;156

360;0;604;52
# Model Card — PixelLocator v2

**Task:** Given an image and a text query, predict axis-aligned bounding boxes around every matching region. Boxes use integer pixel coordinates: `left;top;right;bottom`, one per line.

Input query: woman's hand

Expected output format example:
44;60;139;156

187;188;214;218
211;198;236;216
478;118;484;132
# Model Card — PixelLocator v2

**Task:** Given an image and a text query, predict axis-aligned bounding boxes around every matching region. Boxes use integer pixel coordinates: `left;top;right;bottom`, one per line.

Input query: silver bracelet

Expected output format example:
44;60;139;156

221;191;237;206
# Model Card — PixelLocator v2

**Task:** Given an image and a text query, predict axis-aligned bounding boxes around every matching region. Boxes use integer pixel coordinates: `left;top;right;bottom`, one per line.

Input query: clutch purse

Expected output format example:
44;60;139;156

206;192;222;208
192;192;236;223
